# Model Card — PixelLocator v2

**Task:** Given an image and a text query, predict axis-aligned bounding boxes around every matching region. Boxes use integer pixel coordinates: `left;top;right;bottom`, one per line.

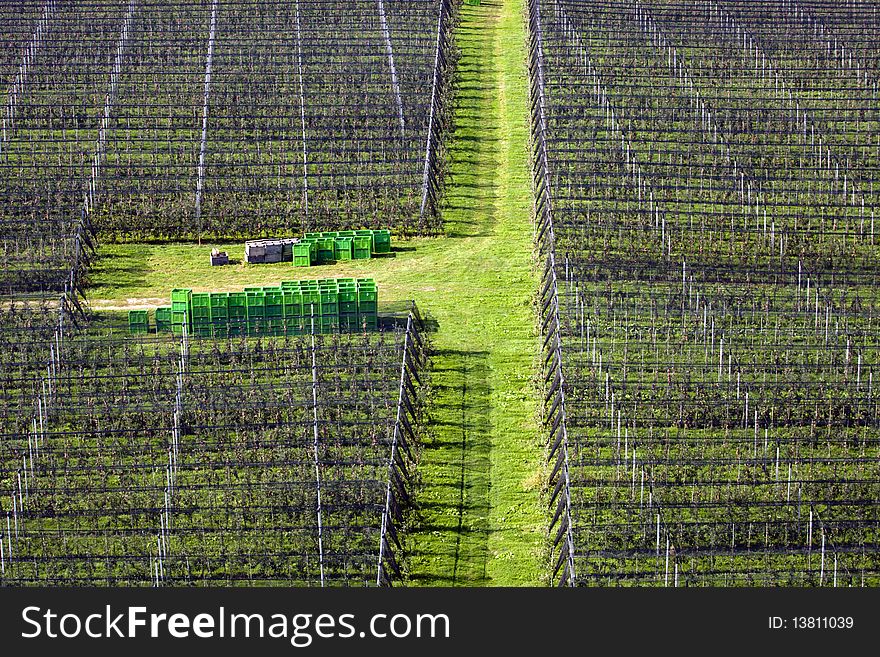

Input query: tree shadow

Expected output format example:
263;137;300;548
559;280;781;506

439;18;501;241
87;245;151;293
380;303;440;333
408;347;492;586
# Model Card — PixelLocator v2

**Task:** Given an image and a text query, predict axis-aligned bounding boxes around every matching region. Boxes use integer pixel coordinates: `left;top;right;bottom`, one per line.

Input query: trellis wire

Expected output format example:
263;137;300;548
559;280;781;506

310;325;327;586
0;0;58;156
378;0;407;138
194;0;219;241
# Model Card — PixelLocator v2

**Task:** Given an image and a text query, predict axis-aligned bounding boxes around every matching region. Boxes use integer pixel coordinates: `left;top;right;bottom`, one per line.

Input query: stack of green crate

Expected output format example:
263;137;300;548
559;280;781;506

245;287;266;335
293;242;313;267
337;279;359;330
281;282;304;334
128;310;149;334
317;279;339;333
191;293;212;336
263;286;284;335
315;237;335;264
171;288;192;335
335;230;355;261
210;293;229;337
357;278;378;330
352;235;372;260
294;229;391;266
334;236;353;260
155;307;171;332
300;280;321;332
153;277;380;339
228;292;247;336
354;229;391;255
372;229;391;254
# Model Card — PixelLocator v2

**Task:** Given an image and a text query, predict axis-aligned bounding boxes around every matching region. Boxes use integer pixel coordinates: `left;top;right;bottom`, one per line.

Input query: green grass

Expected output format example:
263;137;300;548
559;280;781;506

87;0;548;586
405;0;546;586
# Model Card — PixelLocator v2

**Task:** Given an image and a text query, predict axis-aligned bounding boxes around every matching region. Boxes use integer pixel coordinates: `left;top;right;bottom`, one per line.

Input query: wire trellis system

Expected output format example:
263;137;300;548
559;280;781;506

530;0;880;586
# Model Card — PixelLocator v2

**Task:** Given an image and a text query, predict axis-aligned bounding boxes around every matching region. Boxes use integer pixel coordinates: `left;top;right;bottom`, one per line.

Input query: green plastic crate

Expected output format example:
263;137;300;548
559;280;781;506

209;297;228;325
228;317;247;337
293;243;312;267
171;309;189;335
246;292;266;324
300;285;320;306
264;287;283;317
281;316;302;336
228;292;247;318
357;280;378;313
212;319;229;339
352;236;372;260
319;289;338;316
357;285;378;302
263;286;284;308
315;238;335;264
373;229;391;254
193;320;213;337
338;283;357;313
300;314;320;334
170;290;192;320
155;307;172;332
171;288;192;304
128;310;149;334
320;315;339;333
334;237;353;260
283;290;302;317
191;293;211;321
339;312;360;331
267;317;285;336
248;315;269;335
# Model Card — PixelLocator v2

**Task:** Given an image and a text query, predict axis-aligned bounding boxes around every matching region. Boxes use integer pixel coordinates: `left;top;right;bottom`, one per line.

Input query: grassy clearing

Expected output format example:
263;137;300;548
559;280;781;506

88;239;441;310
87;0;546;586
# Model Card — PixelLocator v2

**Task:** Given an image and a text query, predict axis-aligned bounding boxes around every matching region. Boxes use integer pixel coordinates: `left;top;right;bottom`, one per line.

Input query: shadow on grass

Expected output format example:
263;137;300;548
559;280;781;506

408;348;492;586
88;246;152;294
380;303;440;333
440;30;500;242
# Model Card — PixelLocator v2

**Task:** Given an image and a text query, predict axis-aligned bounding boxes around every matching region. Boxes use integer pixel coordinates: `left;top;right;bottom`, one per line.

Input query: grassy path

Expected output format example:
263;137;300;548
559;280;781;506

405;0;544;586
87;0;545;586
